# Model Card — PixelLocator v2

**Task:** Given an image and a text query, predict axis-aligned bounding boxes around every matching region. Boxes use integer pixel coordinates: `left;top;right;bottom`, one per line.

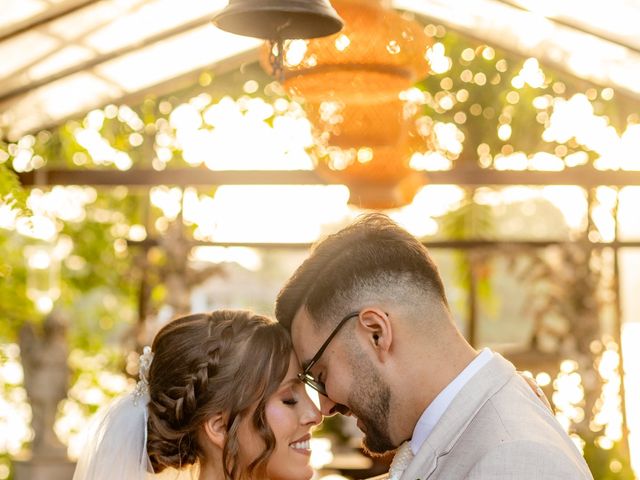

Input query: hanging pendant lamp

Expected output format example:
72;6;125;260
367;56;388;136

260;0;433;209
212;0;344;40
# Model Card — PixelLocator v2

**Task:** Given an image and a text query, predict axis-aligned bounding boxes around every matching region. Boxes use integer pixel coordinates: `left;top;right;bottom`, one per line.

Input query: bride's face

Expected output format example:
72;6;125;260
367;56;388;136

238;352;322;480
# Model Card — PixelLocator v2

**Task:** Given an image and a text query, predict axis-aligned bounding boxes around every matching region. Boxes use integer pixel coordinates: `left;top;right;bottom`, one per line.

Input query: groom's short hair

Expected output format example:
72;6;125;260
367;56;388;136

275;213;448;330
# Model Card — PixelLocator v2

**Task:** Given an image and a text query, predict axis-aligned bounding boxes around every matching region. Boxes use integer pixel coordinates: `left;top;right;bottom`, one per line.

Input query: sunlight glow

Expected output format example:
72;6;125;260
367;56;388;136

494;152;528;171
310;438;334;469
188;185;350;243
426;42;452;74
150;186;183;220
284;40;309;67
0;200;19;230
514;58;546;88
591;187;617;242
553;360;585;435
74;128;133;170
409;151;452;171
24;244;60;314
9;187;96;241
190;246;262;272
622;323;640;477
168;96;315;171
389;185;465;237
619;188;640;237
543;94;640;172
592;343;624;446
541;186;587;231
433;122;464;155
493;151;569;172
0;345;32;456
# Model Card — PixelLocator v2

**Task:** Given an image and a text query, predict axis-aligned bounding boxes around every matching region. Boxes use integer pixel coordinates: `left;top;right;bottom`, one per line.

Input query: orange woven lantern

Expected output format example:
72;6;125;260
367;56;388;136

261;0;432;209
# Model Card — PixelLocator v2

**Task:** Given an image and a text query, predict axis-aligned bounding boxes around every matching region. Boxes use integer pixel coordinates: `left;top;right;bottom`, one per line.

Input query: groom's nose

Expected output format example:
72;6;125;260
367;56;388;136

320;395;350;416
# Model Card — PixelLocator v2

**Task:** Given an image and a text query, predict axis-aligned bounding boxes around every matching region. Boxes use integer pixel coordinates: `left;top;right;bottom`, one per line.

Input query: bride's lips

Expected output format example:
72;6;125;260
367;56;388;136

289;434;312;456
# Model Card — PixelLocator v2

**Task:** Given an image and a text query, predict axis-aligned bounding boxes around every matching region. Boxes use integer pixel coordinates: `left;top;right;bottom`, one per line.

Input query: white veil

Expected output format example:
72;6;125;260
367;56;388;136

73;347;154;480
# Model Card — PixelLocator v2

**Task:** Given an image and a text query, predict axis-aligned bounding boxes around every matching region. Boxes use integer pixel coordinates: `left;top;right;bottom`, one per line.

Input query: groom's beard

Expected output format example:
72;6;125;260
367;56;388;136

348;364;395;456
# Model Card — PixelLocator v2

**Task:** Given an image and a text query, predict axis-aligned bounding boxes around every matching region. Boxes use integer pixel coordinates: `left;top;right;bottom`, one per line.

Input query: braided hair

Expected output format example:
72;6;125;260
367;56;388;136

145;310;292;479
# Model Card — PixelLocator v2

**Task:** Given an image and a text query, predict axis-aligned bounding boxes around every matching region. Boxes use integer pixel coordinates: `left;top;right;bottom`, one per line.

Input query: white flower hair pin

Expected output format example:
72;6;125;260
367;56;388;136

133;346;154;405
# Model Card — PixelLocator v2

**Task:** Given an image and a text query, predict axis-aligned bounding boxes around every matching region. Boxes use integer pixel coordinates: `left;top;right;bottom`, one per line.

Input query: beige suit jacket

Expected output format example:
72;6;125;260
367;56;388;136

374;354;594;480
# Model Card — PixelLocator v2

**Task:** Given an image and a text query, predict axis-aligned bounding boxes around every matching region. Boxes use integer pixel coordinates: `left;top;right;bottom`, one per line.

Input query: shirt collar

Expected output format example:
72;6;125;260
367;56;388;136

409;348;494;455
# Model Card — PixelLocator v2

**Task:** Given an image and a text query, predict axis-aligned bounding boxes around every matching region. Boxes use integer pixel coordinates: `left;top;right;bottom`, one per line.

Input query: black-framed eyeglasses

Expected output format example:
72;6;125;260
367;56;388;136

298;311;360;397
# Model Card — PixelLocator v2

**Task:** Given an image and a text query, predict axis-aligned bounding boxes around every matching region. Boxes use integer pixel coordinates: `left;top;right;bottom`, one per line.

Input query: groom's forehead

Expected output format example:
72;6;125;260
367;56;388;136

290;308;322;360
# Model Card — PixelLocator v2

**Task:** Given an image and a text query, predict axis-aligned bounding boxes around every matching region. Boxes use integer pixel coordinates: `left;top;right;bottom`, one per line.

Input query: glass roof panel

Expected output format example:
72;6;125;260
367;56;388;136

28;45;94;81
1;0;227;88
0;31;62;81
396;0;640;97
1;0;640;140
1;26;260;138
3;72;123;136
505;0;640;50
44;1;146;42
95;27;260;92
0;0;49;31
82;0;227;52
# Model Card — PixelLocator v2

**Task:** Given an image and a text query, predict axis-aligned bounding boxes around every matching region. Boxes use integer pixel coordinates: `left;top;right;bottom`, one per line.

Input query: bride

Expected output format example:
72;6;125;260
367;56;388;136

73;310;322;480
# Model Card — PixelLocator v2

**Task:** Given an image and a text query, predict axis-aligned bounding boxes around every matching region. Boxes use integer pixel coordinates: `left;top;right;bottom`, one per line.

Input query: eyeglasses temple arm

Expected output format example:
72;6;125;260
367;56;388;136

302;311;360;374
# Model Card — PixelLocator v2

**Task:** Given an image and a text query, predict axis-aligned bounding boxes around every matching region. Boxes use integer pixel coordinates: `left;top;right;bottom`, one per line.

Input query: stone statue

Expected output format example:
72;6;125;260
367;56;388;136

18;310;69;459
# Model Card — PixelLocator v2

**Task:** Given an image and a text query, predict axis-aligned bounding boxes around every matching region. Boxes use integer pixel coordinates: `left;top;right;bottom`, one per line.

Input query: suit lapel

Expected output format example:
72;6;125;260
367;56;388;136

399;354;516;480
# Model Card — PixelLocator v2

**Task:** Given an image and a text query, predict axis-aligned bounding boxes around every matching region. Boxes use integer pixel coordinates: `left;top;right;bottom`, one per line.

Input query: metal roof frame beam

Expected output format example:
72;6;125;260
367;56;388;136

17;166;640;188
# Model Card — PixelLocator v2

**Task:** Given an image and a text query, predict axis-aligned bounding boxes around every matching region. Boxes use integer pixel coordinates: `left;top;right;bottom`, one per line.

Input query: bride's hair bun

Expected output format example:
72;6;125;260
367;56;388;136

145;310;292;478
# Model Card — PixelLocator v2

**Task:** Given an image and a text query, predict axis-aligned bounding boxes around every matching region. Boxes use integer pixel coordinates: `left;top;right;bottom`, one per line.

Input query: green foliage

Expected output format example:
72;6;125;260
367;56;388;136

313;414;350;444
0;234;38;341
0;344;29;479
583;437;636;480
56;193;141;352
416;29;634;163
60;347;132;432
438;198;497;319
0;157;29;287
1;148;35;336
0;189;140;349
0;344;132;478
0;163;27;207
439;199;494;240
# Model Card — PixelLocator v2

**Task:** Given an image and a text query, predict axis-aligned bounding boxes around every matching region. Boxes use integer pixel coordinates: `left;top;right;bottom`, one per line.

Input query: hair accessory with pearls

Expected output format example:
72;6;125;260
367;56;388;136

133;346;154;405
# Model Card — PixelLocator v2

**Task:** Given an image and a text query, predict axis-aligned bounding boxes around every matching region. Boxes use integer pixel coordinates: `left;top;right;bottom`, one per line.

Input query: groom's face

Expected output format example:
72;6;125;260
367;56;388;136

291;308;396;455
346;355;396;455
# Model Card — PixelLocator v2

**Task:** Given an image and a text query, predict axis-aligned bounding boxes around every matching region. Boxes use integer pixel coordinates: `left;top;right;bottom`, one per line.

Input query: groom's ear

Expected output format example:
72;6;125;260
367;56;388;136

203;413;227;449
358;308;392;360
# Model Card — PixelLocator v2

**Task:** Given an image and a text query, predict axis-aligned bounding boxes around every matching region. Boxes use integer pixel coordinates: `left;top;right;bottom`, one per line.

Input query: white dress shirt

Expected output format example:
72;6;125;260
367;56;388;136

409;348;494;455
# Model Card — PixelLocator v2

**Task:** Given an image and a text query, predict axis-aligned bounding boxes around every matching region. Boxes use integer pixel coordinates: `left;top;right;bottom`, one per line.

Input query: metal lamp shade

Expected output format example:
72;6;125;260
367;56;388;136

212;0;344;39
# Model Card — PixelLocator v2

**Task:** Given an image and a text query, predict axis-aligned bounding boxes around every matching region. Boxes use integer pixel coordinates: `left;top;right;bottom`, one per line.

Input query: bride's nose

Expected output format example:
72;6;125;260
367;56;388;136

301;399;322;426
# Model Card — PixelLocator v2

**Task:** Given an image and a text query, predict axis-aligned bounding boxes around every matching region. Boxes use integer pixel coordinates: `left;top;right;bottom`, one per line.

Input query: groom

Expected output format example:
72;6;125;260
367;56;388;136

275;213;593;479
